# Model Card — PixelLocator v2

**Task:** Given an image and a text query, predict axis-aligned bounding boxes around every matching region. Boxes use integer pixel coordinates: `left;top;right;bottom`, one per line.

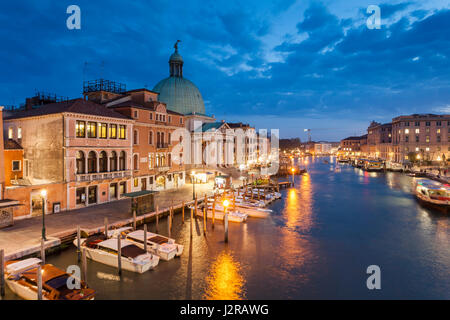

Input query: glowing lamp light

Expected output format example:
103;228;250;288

416;154;421;160
223;199;230;208
40;189;47;198
291;168;295;173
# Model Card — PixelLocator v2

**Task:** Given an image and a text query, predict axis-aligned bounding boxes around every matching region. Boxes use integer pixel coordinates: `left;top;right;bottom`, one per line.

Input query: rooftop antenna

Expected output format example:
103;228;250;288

304;129;311;142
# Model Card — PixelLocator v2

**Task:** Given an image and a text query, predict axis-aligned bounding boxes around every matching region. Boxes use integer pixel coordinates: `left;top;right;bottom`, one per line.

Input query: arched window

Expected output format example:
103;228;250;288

119;151;126;171
99;151;107;172
133;154;139;170
76;151;85;174
149;130;153;145
157;132;161;147
87;151;97;173
110;151;117;172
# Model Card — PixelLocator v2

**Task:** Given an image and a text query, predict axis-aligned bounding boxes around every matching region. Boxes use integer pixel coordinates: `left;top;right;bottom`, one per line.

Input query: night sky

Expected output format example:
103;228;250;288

0;1;449;141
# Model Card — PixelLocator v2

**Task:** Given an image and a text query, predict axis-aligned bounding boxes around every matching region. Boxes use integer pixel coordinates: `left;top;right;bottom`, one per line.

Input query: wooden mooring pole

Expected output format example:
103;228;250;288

81;248;87;284
212;199;216;229
104;218;108;238
190;207;193;238
182;201;185;223
37;265;43;300
143;224;148;252
0;249;5;297
156;205;159;233
117;235;122;276
133;209;137;231
224;209;229;243
77;225;81;262
167;209;171;238
203;207;207;236
40;238;45;265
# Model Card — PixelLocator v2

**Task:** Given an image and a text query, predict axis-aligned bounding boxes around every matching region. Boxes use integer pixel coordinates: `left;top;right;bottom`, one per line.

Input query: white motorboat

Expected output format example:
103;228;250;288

209;199;270;218
194;205;248;222
4;258;95;300
74;236;159;273
114;229;183;261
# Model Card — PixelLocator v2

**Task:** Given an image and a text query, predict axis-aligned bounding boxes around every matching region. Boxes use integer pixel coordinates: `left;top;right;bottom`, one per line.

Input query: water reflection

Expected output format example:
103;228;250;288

203;251;245;300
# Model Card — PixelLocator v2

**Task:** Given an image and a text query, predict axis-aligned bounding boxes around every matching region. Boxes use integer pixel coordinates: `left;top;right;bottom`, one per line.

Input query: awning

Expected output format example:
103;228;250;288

123;190;158;198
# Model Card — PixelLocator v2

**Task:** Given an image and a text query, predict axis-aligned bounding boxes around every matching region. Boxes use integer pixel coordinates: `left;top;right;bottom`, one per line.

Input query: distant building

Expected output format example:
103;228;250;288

340;135;368;156
367;121;392;159
392;114;450;164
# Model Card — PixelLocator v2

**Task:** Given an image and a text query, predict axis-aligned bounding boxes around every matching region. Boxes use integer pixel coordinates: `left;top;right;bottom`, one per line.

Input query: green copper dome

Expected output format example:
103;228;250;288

153;42;205;115
153;77;205;115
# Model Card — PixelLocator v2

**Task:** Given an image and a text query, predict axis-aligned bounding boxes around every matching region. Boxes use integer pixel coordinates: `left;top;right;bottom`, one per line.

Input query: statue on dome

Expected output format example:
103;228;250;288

174;40;181;51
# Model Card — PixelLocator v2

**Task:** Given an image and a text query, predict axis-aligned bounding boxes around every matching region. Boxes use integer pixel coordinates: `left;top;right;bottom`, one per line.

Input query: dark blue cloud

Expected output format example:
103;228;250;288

0;1;448;140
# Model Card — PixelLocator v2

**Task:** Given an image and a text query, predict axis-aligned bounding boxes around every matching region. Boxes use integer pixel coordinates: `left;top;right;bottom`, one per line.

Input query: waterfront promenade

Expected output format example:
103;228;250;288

0;182;220;260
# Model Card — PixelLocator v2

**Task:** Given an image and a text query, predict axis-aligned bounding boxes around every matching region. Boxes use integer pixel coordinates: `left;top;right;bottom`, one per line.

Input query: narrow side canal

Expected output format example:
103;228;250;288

4;156;450;299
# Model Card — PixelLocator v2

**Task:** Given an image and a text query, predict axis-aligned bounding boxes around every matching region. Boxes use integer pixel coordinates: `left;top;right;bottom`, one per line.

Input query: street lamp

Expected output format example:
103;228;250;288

40;189;47;241
191;171;196;200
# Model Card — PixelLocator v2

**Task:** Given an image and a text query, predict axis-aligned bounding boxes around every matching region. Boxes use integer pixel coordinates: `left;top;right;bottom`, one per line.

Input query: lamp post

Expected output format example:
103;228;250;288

291;167;295;184
40;189;47;241
191;171;196;200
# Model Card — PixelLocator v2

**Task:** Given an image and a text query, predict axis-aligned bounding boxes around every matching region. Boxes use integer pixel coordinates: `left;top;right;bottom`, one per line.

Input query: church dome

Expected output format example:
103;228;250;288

153;77;205;115
153;41;205;115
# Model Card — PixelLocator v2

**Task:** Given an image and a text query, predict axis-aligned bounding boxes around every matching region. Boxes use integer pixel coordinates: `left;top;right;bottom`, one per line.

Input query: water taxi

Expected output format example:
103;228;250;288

74;235;159;273
364;160;384;172
414;179;450;213
4;258;95;300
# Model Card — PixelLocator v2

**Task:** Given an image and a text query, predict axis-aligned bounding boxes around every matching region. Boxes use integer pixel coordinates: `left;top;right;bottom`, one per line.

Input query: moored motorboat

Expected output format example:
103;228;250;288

74;235;159;273
364;160;384;172
4;258;95;300
113;229;183;261
208;200;269;218
414;179;450;213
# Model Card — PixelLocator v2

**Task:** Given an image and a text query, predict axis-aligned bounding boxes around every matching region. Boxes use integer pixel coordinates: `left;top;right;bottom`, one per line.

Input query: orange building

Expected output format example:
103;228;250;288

103;88;186;191
3;138;24;186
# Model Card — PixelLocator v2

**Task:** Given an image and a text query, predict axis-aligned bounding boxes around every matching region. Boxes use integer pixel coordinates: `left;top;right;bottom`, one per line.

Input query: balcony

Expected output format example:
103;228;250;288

156;166;170;172
76;170;131;182
156;143;169;150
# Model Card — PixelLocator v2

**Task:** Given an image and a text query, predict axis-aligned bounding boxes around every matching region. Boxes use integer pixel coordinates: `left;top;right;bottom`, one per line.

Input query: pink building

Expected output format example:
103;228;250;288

3;98;133;217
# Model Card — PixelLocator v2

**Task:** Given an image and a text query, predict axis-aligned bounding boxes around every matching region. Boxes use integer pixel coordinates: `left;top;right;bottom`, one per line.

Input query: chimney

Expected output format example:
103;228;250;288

25;97;33;111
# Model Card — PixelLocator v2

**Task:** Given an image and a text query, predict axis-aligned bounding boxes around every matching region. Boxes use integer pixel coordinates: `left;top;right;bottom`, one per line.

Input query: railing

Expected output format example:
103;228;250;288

157;166;170;172
76;170;131;182
156;143;169;149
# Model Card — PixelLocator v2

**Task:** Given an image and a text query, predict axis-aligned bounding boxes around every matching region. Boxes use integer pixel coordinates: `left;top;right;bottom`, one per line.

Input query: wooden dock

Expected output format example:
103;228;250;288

278;181;293;188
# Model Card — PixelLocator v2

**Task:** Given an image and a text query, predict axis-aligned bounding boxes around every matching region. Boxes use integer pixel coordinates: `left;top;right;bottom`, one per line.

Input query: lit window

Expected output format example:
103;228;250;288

134;178;138;187
99;123;107;139
118;125;126;139
76;121;86;138
109;124;117;139
87;122;97;138
415;128;419;134
415;147;419;151
437;129;441;134
426;136;430;143
8;127;13;139
425;147;430;152
405;129;409;134
18;127;22;139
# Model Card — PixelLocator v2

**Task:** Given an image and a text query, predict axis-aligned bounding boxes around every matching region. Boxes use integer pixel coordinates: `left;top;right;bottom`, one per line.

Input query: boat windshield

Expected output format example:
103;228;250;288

121;245;147;259
46;274;70;290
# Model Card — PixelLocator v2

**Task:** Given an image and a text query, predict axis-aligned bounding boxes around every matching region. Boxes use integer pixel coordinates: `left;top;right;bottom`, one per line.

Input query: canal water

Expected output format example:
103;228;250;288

4;157;450;299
